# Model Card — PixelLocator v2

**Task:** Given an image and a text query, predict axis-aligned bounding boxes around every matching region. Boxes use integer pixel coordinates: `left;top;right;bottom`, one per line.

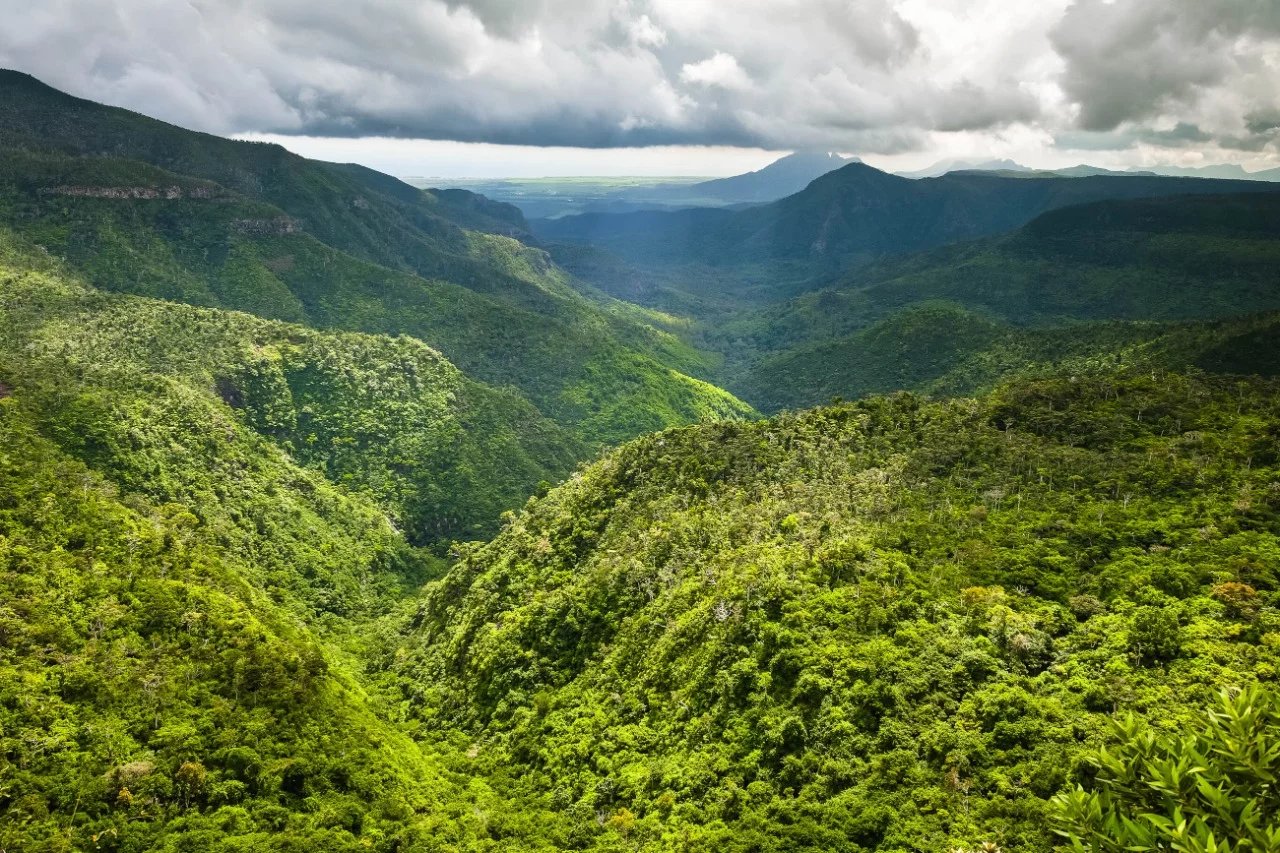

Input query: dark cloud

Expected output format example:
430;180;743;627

1246;111;1280;137
1051;0;1280;152
1056;122;1216;153
931;80;1040;134
0;0;1275;159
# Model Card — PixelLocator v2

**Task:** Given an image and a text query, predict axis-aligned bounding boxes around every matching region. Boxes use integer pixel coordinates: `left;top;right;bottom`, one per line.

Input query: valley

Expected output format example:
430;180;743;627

0;66;1278;853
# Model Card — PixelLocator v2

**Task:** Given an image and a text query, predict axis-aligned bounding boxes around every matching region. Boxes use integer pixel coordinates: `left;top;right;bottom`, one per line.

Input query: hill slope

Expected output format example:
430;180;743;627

745;303;1280;412
0;71;755;446
0;69;531;269
396;370;1280;852
722;192;1280;410
0;231;584;545
850;191;1280;324
4;230;1279;850
0;238;534;851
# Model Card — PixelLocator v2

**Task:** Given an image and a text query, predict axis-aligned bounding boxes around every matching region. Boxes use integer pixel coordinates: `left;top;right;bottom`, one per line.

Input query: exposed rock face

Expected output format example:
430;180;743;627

230;217;303;236
40;185;219;200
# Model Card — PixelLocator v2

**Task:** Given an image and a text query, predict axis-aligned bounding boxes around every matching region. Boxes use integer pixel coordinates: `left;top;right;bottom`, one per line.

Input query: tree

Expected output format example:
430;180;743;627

1051;685;1280;852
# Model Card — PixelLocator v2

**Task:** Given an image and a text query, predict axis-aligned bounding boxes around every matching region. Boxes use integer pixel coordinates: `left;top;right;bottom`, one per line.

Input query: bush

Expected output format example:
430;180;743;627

1052;685;1280;851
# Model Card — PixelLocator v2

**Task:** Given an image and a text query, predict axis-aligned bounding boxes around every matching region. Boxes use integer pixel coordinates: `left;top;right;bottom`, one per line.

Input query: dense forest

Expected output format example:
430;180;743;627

1;72;1279;852
0;71;753;447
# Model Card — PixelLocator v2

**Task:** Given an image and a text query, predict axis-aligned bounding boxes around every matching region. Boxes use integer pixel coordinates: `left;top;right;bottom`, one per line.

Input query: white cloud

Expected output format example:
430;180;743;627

628;14;667;48
0;0;1274;168
680;52;752;92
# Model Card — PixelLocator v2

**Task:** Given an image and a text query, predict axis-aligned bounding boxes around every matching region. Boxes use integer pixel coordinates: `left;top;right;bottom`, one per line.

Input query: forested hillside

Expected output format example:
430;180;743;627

700;192;1280;411
394;370;1280;851
3;65;1280;853
0;230;584;544
7;226;1277;849
744;305;1280;412
0;71;754;446
0;234;535;851
535;161;1280;274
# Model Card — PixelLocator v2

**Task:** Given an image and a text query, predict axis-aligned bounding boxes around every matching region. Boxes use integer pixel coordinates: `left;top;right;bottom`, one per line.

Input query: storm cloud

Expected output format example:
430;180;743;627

0;0;1277;157
1051;0;1280;152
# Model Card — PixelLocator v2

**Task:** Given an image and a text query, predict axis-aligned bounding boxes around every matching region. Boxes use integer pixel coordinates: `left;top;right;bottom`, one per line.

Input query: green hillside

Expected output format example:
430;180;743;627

723;193;1280;411
745;304;1280;412
4;219;1279;849
0;409;480;853
0;232;582;546
0;73;755;447
0;237;529;851
396;370;1280;852
535;162;1280;275
0;70;529;274
850;192;1280;325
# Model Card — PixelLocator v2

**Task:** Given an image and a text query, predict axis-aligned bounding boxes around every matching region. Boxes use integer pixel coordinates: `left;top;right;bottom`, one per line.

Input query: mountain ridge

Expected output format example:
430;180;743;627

534;160;1280;274
0;71;757;446
685;150;856;203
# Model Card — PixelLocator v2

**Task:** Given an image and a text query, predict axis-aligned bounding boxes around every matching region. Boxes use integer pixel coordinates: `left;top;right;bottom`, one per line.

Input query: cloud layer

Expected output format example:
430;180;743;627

1;0;1277;159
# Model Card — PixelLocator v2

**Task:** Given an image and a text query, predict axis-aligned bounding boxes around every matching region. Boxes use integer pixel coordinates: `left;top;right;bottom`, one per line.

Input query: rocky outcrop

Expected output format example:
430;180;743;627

230;217;303;236
40;185;219;200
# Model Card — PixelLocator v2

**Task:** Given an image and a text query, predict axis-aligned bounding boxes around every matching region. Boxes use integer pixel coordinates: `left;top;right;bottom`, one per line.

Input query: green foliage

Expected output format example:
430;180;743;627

0;144;754;446
0;72;758;447
5;231;1280;849
393;371;1280;851
0;316;433;850
1052;686;1280;852
4;67;1280;853
0;233;580;546
745;303;1280;414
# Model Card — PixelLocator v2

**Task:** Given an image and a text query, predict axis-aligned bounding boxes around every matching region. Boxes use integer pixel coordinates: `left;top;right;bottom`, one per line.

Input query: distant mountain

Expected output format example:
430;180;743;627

683;150;855;203
408;153;856;220
736;191;1280;411
896;157;1032;178
1137;164;1280;181
901;162;1280;181
1050;164;1156;177
536;161;1280;274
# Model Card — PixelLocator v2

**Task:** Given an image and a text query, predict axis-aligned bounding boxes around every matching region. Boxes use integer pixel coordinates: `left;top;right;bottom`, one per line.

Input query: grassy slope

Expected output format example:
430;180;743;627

397;371;1280;852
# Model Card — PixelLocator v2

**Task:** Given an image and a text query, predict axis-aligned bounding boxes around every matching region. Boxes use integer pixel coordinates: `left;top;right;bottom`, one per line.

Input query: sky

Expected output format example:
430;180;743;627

2;0;1278;177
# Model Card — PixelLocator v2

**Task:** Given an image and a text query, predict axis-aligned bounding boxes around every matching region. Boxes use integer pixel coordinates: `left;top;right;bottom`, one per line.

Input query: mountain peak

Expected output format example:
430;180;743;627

812;159;906;186
687;149;855;202
777;149;856;165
